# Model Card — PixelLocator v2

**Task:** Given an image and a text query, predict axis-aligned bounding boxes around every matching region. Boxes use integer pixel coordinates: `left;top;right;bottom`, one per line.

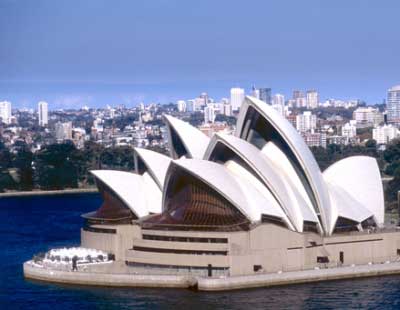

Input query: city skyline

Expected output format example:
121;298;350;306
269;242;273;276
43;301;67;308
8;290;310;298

1;0;399;108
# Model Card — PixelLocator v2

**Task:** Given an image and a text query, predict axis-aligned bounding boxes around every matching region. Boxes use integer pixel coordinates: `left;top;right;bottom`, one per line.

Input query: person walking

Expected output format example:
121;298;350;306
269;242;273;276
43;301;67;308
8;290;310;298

72;255;78;271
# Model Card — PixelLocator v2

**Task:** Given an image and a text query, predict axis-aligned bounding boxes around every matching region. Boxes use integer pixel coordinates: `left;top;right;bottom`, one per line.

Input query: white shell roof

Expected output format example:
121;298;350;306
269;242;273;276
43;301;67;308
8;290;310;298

134;147;171;189
326;182;373;225
204;133;320;232
236;96;332;234
165;158;288;223
323;156;384;232
163;114;210;159
91;170;162;218
261;142;321;231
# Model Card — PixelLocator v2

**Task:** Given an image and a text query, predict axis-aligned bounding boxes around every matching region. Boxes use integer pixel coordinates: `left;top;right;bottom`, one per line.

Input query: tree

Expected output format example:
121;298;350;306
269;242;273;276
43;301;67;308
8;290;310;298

13;148;34;190
34;143;79;189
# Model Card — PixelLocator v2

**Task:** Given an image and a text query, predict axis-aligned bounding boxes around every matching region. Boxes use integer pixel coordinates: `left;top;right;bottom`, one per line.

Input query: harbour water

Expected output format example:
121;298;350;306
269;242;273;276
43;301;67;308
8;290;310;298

2;193;400;309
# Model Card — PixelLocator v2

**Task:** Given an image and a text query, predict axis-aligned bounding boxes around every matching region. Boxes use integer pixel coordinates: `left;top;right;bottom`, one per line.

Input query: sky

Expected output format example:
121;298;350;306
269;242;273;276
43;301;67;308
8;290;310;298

0;0;399;109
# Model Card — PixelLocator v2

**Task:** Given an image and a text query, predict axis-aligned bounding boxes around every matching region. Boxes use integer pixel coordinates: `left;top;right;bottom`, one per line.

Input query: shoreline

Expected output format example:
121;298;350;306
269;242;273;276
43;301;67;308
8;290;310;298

23;260;400;291
0;188;98;198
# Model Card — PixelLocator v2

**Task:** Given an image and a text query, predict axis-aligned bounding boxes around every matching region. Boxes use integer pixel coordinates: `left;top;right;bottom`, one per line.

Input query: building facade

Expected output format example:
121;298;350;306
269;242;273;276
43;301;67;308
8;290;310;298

387;85;400;124
38;101;49;127
0;101;12;124
230;88;245;111
373;124;400;145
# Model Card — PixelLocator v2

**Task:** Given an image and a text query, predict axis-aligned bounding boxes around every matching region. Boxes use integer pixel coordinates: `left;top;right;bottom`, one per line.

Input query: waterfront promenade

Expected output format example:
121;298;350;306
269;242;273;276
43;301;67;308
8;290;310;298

24;260;400;291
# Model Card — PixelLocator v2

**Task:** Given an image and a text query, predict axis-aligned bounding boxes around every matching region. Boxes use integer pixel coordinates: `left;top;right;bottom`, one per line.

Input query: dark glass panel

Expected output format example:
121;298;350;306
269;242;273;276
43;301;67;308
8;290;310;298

169;125;188;159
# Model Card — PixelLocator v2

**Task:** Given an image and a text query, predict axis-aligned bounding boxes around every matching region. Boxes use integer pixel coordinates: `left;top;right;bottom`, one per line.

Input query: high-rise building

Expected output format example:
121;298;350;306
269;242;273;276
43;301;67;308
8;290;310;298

186;100;195;112
38;101;48;127
0;101;12;124
251;86;260;99
55;121;72;141
272;94;285;116
204;105;216;123
387;85;400;124
177;100;186;112
292;90;304;100
259;88;271;104
272;94;285;107
306;90;319;109
296;111;317;133
230;88;245;111
223;103;232;116
200;92;209;106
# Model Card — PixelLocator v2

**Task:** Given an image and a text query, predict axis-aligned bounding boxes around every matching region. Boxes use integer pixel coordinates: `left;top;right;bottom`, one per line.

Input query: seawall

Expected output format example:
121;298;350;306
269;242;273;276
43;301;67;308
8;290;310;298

24;260;400;291
23;262;195;288
0;188;98;198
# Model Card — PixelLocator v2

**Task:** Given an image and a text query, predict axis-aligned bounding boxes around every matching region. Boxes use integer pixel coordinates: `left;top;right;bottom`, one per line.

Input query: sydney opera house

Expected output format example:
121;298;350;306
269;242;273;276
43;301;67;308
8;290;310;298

79;96;400;277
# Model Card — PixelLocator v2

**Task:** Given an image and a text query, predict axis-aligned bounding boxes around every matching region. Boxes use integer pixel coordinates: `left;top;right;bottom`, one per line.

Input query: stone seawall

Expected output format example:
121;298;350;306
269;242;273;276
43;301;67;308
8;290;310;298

23;262;195;288
24;261;400;291
197;262;400;291
0;188;98;198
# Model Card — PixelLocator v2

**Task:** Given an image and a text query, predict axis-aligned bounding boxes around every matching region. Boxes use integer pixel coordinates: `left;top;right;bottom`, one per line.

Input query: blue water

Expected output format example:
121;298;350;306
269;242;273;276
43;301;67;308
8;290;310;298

2;194;400;309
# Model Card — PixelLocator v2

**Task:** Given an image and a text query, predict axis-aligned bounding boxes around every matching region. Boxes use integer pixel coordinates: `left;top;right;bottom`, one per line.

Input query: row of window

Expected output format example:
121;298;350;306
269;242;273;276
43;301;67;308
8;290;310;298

132;246;228;256
126;261;229;271
142;234;228;243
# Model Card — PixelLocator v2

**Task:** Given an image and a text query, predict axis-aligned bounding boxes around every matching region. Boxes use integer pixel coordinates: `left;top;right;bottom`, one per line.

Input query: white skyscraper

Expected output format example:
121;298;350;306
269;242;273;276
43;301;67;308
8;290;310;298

272;94;285;117
38;101;48;126
0;101;12;124
204;105;216;123
177;100;186;112
387;85;400;124
296;111;317;133
306;90;319;109
230;88;245;111
272;94;285;106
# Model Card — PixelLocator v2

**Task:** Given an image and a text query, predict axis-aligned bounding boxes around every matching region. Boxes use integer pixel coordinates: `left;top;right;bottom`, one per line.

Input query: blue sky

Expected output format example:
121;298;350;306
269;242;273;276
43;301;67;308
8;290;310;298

0;0;399;109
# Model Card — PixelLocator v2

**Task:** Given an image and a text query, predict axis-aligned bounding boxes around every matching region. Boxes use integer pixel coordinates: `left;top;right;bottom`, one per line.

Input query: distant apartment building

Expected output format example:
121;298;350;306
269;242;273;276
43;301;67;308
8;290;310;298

286;114;297;129
251;86;260;99
373;124;400;145
204;105;216;123
259;88;271;104
177;100;186;112
222;103;232;117
327;135;351;146
341;120;357;138
301;132;326;148
306;90;319;109
55;122;72;141
230;88;245;111
352;107;383;126
296;111;316;133
0;101;12;124
38;101;49;127
198;122;232;138
292;90;304;100
387;85;400;124
272;94;285;107
272;94;285;116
